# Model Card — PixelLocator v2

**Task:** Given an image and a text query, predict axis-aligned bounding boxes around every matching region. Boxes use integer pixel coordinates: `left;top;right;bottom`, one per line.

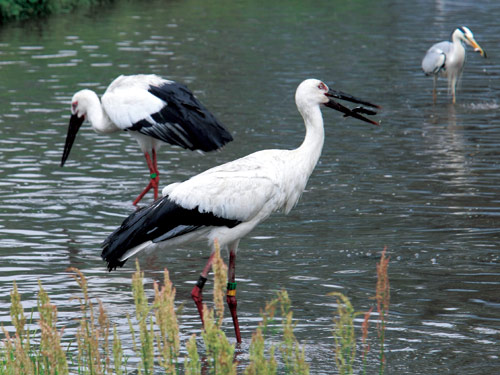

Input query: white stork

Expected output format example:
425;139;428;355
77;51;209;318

101;79;380;343
422;26;486;104
60;74;233;205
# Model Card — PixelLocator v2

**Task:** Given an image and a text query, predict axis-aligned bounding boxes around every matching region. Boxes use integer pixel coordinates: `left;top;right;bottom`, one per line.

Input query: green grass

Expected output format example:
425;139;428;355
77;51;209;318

329;292;358;375
0;245;390;374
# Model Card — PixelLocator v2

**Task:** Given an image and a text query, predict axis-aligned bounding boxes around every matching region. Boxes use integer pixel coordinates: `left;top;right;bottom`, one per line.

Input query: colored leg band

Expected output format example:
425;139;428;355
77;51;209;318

150;173;157;179
196;275;207;289
227;282;237;296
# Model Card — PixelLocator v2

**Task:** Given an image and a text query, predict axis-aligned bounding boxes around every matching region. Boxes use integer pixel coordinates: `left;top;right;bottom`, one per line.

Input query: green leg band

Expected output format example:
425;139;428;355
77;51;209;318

227;281;237;296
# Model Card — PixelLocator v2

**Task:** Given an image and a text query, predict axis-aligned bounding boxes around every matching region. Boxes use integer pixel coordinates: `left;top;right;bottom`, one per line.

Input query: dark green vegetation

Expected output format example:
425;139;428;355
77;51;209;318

0;0;111;23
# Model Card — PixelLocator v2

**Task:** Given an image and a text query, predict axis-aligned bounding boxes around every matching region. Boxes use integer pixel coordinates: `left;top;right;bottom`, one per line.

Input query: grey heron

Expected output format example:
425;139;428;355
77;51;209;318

422;26;486;104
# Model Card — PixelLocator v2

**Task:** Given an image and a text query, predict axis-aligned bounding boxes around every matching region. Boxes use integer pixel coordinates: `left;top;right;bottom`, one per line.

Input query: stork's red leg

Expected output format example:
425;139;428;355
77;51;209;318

151;148;160;200
191;251;216;326
132;151;159;205
227;248;241;343
132;180;153;206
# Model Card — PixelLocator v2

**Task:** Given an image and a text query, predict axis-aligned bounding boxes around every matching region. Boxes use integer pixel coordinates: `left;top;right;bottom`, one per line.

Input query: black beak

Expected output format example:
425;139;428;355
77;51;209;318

325;89;380;126
61;114;85;167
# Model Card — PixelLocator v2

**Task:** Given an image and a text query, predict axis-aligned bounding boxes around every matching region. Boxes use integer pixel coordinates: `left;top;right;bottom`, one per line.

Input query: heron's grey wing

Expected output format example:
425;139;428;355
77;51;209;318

422;41;450;75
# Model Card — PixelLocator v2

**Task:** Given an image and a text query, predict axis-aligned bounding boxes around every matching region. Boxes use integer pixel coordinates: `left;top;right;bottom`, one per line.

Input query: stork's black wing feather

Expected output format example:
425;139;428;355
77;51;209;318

128;82;233;152
101;196;241;271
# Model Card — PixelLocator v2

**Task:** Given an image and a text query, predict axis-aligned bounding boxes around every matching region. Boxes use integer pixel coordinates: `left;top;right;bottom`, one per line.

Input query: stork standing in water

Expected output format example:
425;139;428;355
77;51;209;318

60;74;233;205
422;26;486;104
101;79;380;343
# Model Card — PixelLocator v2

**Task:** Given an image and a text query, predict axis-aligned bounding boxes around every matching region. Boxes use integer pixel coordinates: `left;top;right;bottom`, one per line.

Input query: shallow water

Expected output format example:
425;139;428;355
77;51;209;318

1;0;499;373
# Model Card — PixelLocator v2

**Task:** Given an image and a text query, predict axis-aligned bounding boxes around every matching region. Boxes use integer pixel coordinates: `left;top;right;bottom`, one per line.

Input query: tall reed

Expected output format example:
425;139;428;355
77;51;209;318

361;307;373;375
330;247;390;375
375;247;390;375
245;297;278;375
329;292;357;375
212;240;228;328
278;291;309;375
153;268;180;373
0;246;390;375
68;267;111;374
199;243;237;374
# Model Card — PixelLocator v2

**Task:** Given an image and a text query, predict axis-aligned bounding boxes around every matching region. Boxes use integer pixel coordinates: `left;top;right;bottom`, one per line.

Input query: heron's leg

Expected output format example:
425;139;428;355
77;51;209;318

448;74;458;104
226;245;242;343
451;81;456;104
432;75;437;104
132;152;158;205
191;251;216;326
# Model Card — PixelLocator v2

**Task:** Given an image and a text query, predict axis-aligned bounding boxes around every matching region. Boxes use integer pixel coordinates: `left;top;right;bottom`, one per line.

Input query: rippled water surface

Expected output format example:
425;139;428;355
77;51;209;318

1;0;499;373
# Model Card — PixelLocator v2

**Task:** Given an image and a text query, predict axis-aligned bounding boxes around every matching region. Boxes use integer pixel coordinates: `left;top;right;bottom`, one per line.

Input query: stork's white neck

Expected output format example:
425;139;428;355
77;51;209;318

83;91;117;134
296;103;325;172
281;103;325;214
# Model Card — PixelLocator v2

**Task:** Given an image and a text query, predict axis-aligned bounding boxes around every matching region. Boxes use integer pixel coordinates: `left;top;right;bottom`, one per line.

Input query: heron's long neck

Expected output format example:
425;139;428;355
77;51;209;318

86;93;116;134
449;34;466;71
451;33;466;52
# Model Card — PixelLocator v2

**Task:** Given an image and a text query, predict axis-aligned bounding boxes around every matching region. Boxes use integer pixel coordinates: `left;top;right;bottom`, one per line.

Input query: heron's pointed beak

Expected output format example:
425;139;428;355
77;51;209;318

466;37;486;58
324;89;380;126
61;114;85;167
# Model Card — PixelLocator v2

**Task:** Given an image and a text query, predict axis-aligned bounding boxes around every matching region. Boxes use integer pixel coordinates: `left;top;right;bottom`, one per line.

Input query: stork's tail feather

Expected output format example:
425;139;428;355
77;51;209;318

101;201;162;271
101;196;242;271
103;253;127;272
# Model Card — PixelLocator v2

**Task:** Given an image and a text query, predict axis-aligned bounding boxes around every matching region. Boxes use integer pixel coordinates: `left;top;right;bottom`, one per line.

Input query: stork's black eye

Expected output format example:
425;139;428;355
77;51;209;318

318;82;327;91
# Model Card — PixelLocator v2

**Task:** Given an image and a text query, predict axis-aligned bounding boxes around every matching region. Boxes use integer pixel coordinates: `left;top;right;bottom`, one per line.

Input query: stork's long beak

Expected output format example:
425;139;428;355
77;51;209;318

466;37;487;58
61;114;85;167
324;89;380;126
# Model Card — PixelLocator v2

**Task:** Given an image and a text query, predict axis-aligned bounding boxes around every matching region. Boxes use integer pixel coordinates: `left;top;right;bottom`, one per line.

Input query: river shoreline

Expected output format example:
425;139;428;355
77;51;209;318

0;0;114;24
